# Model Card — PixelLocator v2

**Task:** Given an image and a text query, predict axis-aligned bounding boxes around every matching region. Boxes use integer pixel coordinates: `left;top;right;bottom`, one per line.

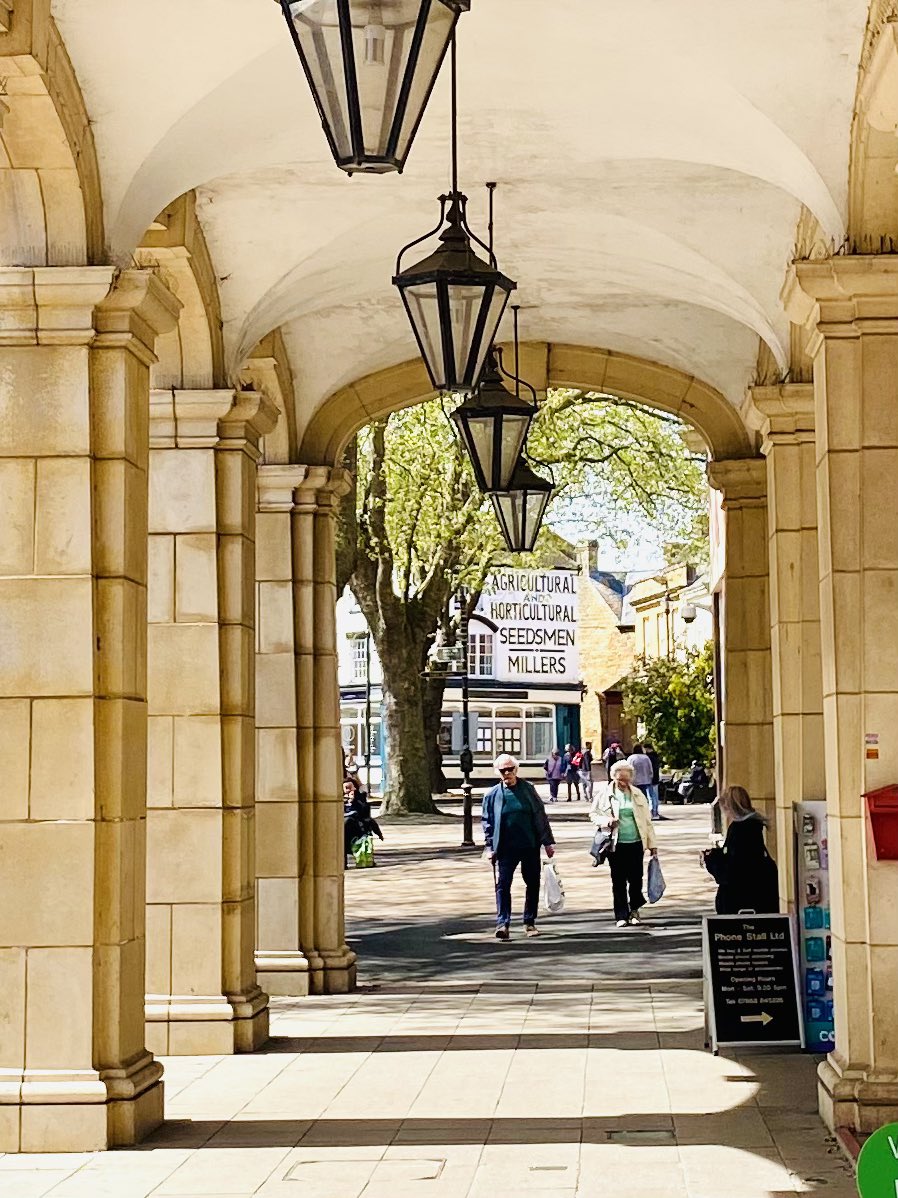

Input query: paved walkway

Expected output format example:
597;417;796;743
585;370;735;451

0;805;856;1197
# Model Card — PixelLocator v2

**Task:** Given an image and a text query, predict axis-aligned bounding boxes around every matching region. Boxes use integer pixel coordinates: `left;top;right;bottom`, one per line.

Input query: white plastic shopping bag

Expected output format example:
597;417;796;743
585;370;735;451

541;859;565;914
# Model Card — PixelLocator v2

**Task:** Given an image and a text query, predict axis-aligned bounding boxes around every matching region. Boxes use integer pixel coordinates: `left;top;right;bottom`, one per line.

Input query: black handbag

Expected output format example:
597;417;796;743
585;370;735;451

589;827;614;866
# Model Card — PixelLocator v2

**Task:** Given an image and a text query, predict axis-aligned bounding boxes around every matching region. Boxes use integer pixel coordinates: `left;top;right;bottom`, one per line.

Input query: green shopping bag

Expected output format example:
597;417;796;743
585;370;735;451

351;834;375;868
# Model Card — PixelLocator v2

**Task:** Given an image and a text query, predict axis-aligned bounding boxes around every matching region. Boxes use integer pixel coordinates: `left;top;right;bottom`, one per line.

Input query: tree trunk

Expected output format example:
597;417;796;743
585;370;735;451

379;634;439;815
422;672;448;795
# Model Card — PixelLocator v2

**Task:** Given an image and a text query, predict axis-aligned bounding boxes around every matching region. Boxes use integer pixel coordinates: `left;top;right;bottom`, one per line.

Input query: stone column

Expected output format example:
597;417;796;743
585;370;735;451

707;459;777;855
0;267;179;1151
145;389;274;1055
786;257;898;1133
293;468;357;994
254;464;310;996
747;385;825;907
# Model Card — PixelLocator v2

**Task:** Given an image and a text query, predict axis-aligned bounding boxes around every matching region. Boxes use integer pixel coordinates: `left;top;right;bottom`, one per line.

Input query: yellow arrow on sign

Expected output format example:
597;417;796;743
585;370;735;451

740;1013;773;1026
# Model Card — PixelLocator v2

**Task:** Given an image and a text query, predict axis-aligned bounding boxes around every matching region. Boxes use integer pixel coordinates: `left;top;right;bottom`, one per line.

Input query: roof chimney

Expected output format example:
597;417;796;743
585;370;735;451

578;540;599;575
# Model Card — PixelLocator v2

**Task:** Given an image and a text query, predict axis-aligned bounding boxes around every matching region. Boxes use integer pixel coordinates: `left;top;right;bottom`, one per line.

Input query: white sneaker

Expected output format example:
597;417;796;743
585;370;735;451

616;919;628;928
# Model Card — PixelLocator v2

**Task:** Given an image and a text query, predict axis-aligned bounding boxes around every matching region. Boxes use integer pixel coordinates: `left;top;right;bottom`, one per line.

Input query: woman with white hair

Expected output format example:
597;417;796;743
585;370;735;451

590;759;657;927
482;753;556;940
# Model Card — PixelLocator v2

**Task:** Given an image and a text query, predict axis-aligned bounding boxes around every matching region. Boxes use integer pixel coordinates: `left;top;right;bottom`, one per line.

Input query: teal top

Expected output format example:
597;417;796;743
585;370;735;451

500;784;537;851
614;789;641;844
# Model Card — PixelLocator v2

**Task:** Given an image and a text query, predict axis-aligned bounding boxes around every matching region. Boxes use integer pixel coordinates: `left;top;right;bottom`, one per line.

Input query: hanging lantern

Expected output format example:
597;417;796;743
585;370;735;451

451;348;535;491
279;0;470;175
393;193;516;392
490;457;553;554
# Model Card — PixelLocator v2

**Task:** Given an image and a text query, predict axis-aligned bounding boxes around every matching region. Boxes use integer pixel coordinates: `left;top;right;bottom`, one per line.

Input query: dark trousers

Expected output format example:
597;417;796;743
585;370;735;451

547;779;560;801
609;840;646;921
496;846;541;927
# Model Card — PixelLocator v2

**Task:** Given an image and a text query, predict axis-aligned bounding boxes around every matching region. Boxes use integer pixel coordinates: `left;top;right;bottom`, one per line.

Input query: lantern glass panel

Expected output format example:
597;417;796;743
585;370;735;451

500;413;530;491
288;2;353;160
447;283;487;383
472;285;512;385
464;415;495;488
403;282;443;382
492;491;521;548
393;2;456;161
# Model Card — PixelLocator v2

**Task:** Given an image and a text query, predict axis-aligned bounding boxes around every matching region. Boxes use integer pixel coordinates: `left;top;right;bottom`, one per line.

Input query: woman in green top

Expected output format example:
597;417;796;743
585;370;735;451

590;759;657;926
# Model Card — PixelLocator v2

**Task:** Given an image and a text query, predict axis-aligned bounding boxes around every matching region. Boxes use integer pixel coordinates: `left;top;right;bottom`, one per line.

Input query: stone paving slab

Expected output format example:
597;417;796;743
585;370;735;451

0;807;858;1197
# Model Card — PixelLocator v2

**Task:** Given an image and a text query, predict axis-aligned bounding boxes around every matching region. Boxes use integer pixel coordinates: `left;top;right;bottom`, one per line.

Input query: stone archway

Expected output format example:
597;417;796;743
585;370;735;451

0;0;102;266
298;339;774;882
297;343;756;468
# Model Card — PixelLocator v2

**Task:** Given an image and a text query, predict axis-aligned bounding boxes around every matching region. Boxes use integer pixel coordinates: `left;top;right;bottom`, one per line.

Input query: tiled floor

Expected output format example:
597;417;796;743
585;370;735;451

0;803;857;1197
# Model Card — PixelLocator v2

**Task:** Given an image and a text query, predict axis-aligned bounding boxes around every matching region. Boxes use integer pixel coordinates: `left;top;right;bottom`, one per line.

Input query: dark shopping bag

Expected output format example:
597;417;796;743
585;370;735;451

589;827;613;866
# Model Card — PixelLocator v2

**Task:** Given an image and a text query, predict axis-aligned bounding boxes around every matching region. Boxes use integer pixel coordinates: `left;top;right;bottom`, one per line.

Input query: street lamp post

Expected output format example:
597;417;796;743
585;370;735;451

458;587;475;847
363;630;372;794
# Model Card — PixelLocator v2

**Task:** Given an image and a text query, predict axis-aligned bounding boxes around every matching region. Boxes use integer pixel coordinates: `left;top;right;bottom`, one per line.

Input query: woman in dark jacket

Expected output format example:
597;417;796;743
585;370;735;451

344;780;383;864
704;786;779;914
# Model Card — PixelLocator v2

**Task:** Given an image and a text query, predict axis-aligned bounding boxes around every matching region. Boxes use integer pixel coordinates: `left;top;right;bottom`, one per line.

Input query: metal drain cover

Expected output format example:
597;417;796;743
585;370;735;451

610;1129;676;1145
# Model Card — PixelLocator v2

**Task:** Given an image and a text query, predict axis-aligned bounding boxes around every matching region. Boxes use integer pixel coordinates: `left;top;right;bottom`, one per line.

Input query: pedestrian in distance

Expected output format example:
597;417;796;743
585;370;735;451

543;748;565;802
590;759;657;927
602;741;626;780
482;754;556;941
702;785;779;915
644;742;662;820
579;740;595;802
627;743;656;818
563;742;582;801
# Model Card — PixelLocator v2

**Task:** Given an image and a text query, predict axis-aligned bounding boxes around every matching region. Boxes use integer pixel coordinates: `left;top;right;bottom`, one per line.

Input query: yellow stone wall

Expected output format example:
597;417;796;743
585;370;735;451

577;573;636;748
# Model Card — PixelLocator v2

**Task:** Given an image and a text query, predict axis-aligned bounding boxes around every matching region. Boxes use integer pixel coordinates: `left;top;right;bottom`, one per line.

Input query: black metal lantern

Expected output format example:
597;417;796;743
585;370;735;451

279;0;470;174
451;348;535;491
490;458;553;554
393;193;516;392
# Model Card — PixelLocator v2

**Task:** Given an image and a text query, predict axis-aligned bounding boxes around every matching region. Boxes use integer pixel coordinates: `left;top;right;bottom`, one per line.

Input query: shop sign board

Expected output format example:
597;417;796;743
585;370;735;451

479;569;579;685
703;913;804;1051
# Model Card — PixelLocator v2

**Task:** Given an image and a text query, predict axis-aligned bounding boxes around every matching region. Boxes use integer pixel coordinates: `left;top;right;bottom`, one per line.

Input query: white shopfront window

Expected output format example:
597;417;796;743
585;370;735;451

468;631;494;678
442;701;557;761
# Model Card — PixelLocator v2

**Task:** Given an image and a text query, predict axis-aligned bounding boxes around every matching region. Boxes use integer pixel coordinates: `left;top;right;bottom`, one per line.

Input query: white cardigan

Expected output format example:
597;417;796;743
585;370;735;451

589;783;657;851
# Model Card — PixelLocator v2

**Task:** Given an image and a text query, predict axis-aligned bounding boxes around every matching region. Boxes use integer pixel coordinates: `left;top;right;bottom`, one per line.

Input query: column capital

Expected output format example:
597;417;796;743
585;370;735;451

218;390;279;459
295;465;353;513
707;457;767;508
744;383;815;452
94;269;182;365
783;256;898;336
150;388;234;448
0;265;115;346
257;463;309;512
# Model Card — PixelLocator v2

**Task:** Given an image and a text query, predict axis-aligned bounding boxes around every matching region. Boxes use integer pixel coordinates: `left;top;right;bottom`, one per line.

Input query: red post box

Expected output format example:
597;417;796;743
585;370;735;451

864;786;898;861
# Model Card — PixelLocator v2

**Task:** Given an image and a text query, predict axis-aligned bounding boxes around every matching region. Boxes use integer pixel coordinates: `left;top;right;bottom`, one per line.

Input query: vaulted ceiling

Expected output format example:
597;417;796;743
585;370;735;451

54;0;869;436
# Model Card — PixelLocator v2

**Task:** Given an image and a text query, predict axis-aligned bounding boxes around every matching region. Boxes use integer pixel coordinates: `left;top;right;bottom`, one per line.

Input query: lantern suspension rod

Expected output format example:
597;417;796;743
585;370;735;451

513;304;521;399
486;181;497;258
450;29;459;196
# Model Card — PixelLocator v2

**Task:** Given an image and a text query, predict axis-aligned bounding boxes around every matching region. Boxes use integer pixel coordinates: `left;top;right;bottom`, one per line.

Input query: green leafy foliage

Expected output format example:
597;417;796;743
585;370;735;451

527;389;709;561
621;643;716;770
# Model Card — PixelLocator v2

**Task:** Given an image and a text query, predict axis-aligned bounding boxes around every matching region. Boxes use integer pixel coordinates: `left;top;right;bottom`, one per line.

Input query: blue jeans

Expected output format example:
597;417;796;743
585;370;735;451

495;846;541;926
645;784;660;818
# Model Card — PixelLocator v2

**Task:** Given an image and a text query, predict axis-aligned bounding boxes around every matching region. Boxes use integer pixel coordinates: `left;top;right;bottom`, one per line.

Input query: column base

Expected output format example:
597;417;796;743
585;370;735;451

819;1057;898;1134
146;986;269;1056
255;950;311;997
314;946;357;995
0;1053;164;1151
